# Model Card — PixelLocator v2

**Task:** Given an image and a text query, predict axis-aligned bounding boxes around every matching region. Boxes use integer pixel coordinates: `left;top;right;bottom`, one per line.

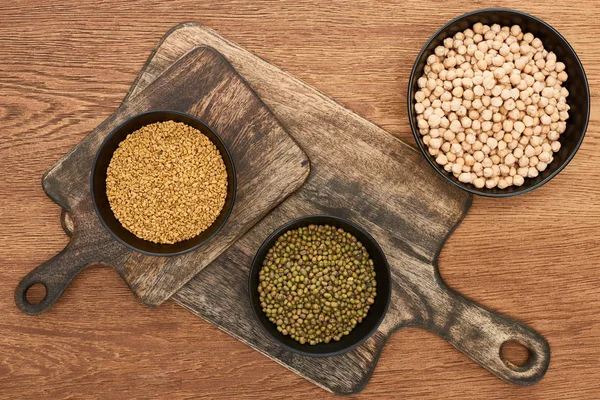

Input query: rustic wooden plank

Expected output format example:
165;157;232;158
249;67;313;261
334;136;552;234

2;1;599;398
15;46;309;310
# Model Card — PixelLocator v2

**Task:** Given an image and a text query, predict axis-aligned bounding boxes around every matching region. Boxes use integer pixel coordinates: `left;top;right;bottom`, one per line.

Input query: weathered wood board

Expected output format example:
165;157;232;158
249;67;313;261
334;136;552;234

15;46;310;313
104;24;549;394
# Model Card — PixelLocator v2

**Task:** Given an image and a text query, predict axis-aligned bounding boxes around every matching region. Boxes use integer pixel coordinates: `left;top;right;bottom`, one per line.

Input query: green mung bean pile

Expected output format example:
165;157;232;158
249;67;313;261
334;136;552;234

258;224;377;345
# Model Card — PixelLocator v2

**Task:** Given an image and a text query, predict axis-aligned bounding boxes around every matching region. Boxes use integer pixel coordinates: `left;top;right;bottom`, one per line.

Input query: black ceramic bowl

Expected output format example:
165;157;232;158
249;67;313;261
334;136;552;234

408;8;590;197
248;215;392;357
91;110;236;256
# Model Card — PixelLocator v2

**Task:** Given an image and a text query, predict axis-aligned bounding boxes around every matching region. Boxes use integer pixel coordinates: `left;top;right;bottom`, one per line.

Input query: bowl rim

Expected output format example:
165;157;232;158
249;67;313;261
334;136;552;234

247;214;392;357
407;7;591;198
90;110;237;257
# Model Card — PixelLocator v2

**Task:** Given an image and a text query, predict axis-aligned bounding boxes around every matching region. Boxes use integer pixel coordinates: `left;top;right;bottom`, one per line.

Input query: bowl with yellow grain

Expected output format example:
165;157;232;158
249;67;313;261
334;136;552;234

91;110;236;256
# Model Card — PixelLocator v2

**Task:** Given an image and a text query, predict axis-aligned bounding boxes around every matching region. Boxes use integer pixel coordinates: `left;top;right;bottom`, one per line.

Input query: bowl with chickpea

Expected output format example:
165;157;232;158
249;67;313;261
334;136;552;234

408;8;590;197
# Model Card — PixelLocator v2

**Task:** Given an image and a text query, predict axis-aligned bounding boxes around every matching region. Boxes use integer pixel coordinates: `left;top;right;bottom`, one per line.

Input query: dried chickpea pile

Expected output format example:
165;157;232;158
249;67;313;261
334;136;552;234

414;23;570;189
258;224;377;345
106;121;228;244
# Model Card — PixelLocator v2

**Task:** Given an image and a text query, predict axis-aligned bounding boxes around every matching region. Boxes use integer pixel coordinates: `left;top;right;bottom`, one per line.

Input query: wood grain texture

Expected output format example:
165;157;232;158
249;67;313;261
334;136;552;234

14;46;309;311
1;1;599;398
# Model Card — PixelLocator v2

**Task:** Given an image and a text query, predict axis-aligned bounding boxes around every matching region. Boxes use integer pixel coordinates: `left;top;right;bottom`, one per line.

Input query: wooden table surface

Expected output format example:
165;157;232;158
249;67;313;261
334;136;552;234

1;1;598;398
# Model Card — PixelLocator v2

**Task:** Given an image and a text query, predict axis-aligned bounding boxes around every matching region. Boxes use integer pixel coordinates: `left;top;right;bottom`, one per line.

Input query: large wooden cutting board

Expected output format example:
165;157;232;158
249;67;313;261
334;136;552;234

98;24;549;394
15;46;309;313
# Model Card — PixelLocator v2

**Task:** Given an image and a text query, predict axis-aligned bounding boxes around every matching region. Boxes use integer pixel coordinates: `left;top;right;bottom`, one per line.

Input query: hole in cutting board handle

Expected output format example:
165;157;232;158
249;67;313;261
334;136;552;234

15;277;55;315
500;340;533;370
25;283;48;305
15;248;91;315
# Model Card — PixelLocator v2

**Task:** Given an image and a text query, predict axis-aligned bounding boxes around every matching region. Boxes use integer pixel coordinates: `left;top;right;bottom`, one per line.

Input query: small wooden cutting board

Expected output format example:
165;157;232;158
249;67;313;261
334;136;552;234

15;46;310;312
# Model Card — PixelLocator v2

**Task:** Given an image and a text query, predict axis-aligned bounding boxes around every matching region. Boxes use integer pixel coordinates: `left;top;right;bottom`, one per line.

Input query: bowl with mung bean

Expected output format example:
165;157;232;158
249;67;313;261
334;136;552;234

91;110;236;256
408;8;590;197
248;215;391;357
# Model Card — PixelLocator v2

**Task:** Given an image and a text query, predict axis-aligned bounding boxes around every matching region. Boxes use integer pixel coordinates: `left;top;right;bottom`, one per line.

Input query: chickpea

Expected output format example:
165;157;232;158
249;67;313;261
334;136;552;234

485;179;497;189
487;137;498;149
527;167;539;178
473;177;486;188
530;135;542;147
504;153;516;166
491;97;503;107
513;147;524;159
458;172;472;183
483;76;496;89
436;154;448;165
473;85;485;97
429;137;443;149
482;120;493;132
524;145;536;157
465;154;475;166
519;156;529;167
513;121;525;133
449;166;460;177
537;161;548;172
504;98;517;111
492;55;504;67
513;175;525;186
473;150;485;162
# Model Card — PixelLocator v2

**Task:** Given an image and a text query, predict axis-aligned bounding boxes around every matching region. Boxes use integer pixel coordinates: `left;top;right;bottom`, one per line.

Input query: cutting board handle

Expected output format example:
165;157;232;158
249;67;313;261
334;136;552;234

432;284;550;386
15;243;91;315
